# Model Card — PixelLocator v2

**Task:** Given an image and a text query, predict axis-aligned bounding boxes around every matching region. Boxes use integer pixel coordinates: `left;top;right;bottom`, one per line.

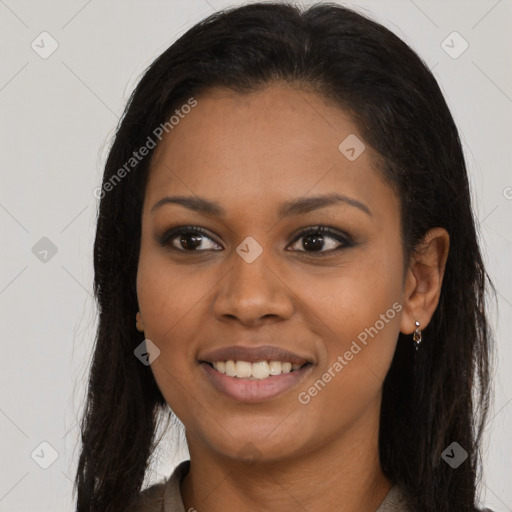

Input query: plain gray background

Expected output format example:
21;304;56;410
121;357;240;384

1;0;511;510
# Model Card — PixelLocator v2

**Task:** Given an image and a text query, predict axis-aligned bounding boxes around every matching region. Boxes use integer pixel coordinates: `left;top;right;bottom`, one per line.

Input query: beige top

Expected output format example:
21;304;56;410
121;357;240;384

129;460;412;511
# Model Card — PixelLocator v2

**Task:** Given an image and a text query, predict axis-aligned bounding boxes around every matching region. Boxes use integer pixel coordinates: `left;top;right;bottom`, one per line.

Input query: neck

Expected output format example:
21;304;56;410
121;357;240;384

181;404;392;512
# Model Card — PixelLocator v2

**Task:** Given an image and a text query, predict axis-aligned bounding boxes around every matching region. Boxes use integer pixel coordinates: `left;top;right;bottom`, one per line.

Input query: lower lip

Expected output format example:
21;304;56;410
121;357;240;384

200;362;313;403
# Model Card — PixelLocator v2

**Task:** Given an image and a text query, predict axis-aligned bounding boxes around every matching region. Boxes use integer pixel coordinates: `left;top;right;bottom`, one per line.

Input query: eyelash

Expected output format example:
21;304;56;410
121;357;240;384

157;225;354;255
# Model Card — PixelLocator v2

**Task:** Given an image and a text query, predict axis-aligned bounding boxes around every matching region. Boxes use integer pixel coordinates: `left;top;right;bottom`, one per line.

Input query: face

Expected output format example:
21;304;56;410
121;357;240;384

136;83;407;463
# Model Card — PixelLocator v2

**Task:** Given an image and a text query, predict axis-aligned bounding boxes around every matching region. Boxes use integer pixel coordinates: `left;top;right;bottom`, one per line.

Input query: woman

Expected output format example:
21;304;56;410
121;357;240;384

75;2;494;511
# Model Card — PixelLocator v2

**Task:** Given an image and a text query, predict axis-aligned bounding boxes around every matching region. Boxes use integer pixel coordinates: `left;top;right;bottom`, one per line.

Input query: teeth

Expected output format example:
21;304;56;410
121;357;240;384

269;361;282;375
225;360;236;377
282;362;293;373
211;360;304;379
252;361;269;379
235;361;252;378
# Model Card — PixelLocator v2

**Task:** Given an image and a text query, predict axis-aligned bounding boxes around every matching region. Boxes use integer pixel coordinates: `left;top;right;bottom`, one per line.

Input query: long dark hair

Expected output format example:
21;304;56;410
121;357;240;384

75;2;494;511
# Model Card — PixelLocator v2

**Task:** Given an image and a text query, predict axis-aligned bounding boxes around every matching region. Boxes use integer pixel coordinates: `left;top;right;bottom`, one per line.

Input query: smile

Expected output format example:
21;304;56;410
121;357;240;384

208;360;307;379
200;360;313;402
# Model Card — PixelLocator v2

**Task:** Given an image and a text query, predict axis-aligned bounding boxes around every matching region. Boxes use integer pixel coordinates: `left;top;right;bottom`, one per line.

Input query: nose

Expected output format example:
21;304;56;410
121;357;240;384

212;247;295;327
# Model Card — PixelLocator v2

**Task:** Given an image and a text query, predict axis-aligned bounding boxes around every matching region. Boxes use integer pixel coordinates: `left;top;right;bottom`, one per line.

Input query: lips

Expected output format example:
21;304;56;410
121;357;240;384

198;344;313;366
200;360;313;402
198;344;315;402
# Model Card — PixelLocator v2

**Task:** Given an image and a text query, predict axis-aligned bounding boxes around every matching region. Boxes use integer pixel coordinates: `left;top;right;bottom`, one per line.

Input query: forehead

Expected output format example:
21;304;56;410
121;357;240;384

144;83;396;220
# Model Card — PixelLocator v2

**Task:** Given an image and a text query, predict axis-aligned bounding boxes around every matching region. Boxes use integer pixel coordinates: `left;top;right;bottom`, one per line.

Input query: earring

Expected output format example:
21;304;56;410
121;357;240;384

136;311;144;332
412;321;422;350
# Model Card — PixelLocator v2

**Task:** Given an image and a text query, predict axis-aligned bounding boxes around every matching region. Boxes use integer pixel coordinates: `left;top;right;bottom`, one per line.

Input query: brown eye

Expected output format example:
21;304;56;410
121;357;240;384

157;225;354;255
288;226;353;254
159;226;222;252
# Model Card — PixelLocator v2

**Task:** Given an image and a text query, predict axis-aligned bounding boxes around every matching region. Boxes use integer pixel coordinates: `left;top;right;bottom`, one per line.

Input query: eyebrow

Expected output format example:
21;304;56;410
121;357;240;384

150;192;372;218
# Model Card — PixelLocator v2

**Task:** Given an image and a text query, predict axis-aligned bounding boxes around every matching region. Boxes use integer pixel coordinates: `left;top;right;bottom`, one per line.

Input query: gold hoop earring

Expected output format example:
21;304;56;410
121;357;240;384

413;321;422;350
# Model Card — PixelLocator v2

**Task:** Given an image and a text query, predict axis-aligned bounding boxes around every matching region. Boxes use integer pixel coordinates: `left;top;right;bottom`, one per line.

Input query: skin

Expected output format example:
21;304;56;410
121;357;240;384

136;82;449;512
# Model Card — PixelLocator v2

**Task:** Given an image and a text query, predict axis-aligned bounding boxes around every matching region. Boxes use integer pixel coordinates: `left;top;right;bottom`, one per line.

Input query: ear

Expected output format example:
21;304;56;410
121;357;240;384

400;227;450;335
136;311;145;333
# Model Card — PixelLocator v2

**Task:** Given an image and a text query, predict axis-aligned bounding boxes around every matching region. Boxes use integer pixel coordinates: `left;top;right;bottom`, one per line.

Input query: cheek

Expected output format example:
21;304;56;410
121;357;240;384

136;258;198;412
294;246;403;342
301;238;404;390
136;245;204;340
136;253;198;397
302;288;402;424
136;245;224;399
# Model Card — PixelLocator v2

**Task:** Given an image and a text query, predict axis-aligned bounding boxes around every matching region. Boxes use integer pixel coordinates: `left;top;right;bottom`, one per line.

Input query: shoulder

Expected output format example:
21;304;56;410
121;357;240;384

376;485;412;512
127;480;167;512
128;460;191;512
378;485;496;512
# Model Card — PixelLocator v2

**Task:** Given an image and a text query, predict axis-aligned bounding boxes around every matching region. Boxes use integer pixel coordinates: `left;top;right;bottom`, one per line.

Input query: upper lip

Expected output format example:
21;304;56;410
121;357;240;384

199;345;313;365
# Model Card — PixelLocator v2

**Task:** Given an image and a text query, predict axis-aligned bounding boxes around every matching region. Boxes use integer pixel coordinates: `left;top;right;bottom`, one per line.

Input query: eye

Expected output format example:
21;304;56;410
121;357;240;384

287;226;353;254
158;224;353;255
158;225;222;252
